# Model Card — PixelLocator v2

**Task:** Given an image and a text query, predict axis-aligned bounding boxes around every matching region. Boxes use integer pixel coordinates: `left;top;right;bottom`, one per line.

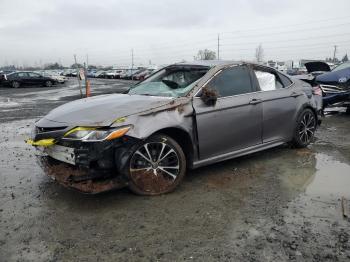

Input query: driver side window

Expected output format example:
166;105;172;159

207;66;253;97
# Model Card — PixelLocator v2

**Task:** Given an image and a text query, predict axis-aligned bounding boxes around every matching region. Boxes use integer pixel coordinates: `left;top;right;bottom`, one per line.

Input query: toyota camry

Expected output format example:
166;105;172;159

27;61;322;195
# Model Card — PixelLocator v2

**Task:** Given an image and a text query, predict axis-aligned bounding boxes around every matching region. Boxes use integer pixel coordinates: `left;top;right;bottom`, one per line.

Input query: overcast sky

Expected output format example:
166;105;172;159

1;0;350;67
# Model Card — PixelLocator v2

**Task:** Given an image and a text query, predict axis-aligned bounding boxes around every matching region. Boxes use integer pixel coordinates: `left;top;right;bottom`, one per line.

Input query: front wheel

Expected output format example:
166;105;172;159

127;134;186;195
291;108;317;148
45;81;53;87
12;81;20;88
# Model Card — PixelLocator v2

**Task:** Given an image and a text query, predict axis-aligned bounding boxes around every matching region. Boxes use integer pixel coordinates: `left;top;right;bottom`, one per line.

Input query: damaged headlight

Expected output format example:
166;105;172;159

63;126;132;142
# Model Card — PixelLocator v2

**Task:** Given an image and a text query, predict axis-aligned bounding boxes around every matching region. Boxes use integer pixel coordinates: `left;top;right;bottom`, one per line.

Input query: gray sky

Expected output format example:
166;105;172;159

1;0;350;67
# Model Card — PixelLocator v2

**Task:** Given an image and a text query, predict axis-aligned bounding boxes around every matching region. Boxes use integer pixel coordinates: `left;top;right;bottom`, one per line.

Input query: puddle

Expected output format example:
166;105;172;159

305;153;350;198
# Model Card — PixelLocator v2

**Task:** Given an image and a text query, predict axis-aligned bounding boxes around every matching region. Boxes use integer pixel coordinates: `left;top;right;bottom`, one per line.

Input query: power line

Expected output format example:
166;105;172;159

221;22;350;40
220;15;350;35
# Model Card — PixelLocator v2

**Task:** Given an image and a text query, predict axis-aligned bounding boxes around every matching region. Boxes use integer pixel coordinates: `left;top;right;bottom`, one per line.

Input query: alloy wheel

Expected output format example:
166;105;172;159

46;81;52;87
298;111;316;144
129;142;180;193
12;81;19;88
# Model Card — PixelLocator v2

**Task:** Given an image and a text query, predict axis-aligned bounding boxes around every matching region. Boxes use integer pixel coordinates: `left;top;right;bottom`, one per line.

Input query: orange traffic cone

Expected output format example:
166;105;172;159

86;80;91;97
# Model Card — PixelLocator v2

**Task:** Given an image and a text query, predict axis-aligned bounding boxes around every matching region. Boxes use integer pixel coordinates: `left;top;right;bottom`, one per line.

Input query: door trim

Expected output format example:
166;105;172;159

192;139;285;169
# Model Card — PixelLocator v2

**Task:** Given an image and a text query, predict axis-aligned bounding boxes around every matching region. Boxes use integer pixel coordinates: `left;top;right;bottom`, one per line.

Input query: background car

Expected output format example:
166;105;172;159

120;69;143;80
94;70;108;78
300;61;350;111
2;71;57;88
133;69;155;81
39;71;67;84
105;69;125;79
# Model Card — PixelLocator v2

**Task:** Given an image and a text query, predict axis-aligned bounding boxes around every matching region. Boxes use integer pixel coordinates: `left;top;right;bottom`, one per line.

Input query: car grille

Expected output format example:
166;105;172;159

36;126;67;134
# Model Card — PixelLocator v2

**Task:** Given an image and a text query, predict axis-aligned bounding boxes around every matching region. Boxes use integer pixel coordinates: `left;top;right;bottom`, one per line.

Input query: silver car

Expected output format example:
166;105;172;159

28;61;322;195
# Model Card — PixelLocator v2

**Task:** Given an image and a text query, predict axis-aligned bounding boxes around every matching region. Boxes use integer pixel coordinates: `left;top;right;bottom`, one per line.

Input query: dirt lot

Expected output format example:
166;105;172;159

0;79;350;261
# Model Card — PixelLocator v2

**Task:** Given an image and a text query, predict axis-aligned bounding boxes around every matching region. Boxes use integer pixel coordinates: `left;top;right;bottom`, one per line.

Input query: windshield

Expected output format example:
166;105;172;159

332;62;350;72
128;66;209;97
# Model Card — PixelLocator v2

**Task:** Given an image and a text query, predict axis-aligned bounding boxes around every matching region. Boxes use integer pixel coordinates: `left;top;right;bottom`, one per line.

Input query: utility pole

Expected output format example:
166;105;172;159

217;34;220;60
333;45;337;62
86;54;89;69
74;54;83;98
131;49;134;80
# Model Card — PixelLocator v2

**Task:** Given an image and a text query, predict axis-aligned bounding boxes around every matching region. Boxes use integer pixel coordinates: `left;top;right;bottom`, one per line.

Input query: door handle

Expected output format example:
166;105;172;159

290;92;303;98
249;98;262;105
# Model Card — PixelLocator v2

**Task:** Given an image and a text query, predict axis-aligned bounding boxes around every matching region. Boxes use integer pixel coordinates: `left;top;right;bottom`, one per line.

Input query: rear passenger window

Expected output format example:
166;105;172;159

208;66;253;97
254;70;284;91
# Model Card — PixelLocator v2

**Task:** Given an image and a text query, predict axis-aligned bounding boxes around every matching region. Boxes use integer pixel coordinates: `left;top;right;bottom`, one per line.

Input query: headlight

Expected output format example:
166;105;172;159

63;126;131;142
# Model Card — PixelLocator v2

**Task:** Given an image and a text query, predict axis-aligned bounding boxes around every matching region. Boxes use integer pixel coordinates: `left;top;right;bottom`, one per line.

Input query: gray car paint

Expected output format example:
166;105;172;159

37;93;174;126
34;61;320;169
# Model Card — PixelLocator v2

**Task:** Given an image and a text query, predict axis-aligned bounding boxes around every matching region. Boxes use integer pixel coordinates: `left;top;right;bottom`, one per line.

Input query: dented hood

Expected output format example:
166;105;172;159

305;62;331;73
38;94;174;127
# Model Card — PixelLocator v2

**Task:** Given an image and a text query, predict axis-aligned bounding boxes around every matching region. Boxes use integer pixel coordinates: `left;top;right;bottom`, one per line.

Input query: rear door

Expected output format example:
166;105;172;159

193;65;263;160
252;66;299;143
16;72;29;85
27;72;43;85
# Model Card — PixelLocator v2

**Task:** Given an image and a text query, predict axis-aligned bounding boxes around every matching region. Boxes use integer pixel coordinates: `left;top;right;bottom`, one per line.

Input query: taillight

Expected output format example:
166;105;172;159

312;85;322;96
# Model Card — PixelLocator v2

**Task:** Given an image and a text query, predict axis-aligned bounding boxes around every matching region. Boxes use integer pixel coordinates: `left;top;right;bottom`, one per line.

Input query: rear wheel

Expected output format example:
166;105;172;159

12;81;20;88
292;108;317;148
127;134;186;195
45;81;53;87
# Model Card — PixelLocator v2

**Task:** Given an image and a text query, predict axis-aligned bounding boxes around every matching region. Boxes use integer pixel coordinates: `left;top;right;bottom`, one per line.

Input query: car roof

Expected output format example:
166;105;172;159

171;60;275;69
173;60;240;67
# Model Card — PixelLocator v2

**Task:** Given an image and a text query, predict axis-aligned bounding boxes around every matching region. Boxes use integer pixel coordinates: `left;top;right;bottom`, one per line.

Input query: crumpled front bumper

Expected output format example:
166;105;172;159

37;156;128;194
32;136;139;194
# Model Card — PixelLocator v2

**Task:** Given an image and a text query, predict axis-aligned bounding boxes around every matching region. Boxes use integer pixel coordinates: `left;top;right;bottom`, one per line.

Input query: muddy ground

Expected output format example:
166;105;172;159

0;79;350;261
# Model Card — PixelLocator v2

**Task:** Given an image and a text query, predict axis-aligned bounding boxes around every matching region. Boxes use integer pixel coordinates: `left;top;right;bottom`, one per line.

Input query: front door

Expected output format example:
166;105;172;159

193;65;263;160
27;72;43;85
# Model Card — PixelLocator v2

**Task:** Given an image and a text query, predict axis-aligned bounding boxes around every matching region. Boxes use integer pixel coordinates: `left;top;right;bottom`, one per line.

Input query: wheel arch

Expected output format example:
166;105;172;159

299;104;318;122
152;127;195;169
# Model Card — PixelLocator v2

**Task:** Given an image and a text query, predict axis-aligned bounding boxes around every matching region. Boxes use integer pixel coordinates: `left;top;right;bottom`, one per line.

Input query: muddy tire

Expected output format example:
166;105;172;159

12;81;20;88
127;134;186;196
291;108;317;148
45;81;53;87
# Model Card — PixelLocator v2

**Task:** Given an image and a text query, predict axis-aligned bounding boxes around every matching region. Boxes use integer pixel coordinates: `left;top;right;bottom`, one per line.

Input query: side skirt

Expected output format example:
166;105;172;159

192;140;285;169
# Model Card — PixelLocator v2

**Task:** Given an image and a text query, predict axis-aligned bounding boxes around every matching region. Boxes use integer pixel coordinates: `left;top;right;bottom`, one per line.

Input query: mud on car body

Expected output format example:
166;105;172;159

27;61;322;195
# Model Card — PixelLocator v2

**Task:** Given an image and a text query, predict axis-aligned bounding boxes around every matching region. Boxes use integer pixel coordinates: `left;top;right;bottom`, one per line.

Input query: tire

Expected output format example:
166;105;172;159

45;81;53;87
12;81;20;88
291;108;317;148
127;134;186;195
346;107;350;115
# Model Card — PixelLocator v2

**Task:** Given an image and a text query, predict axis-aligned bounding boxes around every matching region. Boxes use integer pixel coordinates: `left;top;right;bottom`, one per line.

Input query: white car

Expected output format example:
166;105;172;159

39;71;67;84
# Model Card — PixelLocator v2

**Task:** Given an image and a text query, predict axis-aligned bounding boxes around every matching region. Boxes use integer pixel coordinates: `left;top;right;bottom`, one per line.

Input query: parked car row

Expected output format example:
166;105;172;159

85;68;156;80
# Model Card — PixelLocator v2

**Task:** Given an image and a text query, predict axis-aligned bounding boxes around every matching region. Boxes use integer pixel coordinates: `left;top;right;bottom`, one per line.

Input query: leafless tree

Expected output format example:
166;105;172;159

196;49;216;60
255;44;264;63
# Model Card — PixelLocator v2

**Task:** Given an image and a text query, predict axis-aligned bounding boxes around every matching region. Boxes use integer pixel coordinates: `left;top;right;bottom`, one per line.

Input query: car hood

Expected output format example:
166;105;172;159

305;62;331;73
38;94;174;127
316;67;350;84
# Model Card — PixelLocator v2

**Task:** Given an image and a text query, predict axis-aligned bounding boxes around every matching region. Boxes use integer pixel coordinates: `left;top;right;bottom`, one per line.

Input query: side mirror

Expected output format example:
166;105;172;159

201;86;218;106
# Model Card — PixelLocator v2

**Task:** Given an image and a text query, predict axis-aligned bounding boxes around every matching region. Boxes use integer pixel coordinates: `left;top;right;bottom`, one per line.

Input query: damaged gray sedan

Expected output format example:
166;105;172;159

27;61;322;195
